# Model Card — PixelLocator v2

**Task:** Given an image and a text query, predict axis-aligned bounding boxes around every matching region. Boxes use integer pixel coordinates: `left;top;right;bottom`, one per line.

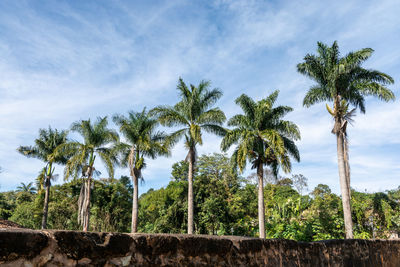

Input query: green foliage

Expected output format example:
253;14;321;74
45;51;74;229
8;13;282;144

151;78;226;159
2;156;400;240
113;108;169;179
138;181;188;233
221;91;300;175
171;161;189;182
17;127;69;165
9;201;41;229
0;192;14;219
91;178;133;232
2;176;133;232
58;116;119;180
298;41;395;113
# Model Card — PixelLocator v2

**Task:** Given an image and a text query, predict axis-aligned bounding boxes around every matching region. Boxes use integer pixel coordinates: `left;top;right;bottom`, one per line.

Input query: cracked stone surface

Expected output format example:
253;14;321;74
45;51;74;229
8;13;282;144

0;229;399;266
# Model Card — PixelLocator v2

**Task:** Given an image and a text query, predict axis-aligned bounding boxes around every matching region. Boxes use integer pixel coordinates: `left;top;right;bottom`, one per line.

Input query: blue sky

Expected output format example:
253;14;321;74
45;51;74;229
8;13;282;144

0;0;399;194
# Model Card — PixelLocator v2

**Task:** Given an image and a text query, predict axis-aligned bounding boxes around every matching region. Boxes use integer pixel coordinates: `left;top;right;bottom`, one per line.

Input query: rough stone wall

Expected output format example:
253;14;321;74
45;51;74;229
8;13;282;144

0;229;399;266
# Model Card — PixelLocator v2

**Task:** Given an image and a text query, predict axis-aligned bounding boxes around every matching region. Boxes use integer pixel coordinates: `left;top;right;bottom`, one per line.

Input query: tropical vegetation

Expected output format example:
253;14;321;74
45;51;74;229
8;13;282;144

1;153;400;240
0;41;396;241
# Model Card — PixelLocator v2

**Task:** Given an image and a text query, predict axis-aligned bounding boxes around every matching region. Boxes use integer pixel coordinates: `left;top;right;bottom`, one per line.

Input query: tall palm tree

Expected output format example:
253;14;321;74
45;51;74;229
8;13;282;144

151;78;226;234
113;108;169;233
221;91;300;238
297;41;395;238
18;127;68;229
16;182;37;194
57;117;119;232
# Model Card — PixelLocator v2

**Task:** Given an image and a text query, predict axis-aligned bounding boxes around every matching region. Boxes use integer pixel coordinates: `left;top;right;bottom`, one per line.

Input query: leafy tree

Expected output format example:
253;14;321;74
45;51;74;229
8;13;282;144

151;78;226;234
47;180;81;230
113;109;169;233
57;117;119;231
309;184;344;240
297;41;395;238
138;181;188;234
9;201;41;229
171;161;189;182
91;177;133;232
195;154;240;235
230;183;258;236
0;192;13;219
264;181;313;241
18;127;68;229
221;91;300;238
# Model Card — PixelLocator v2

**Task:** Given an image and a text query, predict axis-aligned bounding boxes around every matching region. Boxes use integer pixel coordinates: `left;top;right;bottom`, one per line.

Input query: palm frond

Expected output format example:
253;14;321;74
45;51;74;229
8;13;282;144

197;108;226;125
150;106;189;127
234;94;256;120
221;128;243;152
223;91;300;177
201;124;227;137
303;85;331;107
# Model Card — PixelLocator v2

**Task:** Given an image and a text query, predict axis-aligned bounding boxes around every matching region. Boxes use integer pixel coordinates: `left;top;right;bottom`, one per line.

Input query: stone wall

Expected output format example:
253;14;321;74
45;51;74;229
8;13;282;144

0;229;399;266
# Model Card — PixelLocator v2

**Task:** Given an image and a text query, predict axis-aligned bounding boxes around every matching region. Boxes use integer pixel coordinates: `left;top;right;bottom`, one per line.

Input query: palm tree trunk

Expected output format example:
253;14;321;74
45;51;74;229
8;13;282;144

336;132;353;238
343;134;351;189
257;162;265;238
41;176;51;229
187;148;194;235
83;175;92;232
131;172;139;233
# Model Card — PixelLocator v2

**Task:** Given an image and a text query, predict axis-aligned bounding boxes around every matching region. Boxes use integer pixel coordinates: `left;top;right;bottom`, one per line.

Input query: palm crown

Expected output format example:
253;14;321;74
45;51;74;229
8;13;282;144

221;91;300;175
297;41;395;114
18;127;68;165
59;117;119;179
113;108;169;179
18;127;68;189
151;78;226;160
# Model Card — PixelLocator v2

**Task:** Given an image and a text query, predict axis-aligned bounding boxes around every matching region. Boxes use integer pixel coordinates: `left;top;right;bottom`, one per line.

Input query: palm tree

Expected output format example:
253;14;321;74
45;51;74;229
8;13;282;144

16;182;37;194
113;108;169;233
17;127;68;229
297;41;395;238
221;91;300;238
57;117;119;232
151;78;226;234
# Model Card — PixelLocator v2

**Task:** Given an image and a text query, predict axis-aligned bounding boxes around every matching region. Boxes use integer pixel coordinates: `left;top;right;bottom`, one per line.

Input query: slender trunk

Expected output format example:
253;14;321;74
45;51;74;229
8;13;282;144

337;132;353;238
128;146;139;233
257;162;265;239
83;175;92;232
187;148;194;235
131;172;139;233
343;134;351;188
41;176;50;229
